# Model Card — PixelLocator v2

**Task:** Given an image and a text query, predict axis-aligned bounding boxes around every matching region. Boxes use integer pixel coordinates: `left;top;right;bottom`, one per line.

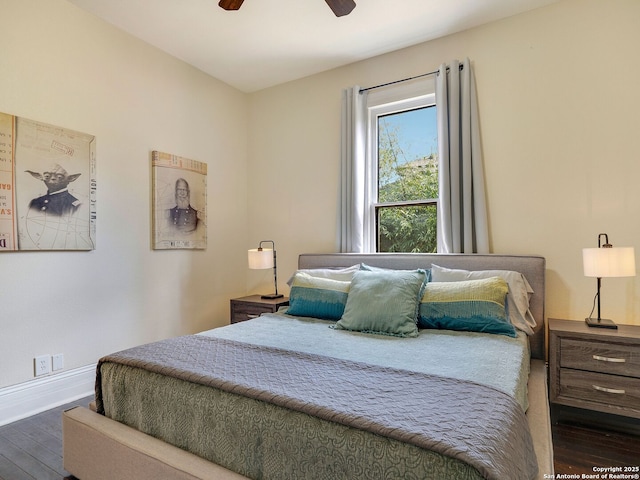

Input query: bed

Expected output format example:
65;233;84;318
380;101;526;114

63;253;553;480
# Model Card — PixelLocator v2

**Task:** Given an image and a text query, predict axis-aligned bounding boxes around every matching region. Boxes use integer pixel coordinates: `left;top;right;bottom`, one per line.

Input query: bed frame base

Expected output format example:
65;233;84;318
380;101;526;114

62;405;246;480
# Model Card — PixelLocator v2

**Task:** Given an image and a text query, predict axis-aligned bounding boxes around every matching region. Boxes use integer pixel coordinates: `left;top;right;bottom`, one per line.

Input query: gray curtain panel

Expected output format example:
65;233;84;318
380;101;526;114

436;58;489;253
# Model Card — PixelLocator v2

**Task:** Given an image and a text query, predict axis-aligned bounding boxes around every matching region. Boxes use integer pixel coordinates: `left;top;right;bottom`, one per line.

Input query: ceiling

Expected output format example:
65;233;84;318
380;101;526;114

66;0;557;93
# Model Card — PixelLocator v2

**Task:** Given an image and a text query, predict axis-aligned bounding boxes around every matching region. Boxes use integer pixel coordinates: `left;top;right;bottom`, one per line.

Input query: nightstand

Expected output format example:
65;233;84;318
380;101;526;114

230;295;289;324
549;318;640;421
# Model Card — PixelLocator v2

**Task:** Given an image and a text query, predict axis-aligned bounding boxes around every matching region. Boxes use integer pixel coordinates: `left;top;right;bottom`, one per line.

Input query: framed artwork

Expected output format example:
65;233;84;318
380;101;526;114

0;112;96;251
152;150;207;250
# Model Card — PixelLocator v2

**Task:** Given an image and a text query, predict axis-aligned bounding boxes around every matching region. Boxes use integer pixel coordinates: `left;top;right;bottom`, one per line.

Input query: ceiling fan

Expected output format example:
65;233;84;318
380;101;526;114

218;0;356;17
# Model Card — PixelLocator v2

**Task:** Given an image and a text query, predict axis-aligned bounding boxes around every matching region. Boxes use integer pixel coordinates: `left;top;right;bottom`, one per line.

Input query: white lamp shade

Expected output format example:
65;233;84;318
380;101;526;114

583;247;636;278
248;248;274;270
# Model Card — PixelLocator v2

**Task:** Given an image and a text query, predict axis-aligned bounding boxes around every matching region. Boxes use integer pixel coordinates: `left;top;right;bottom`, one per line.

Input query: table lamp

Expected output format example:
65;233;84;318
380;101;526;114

582;233;636;329
248;240;283;299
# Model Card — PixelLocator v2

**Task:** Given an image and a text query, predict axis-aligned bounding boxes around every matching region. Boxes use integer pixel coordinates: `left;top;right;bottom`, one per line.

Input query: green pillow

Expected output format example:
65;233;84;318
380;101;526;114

333;269;428;337
419;277;516;337
286;272;350;320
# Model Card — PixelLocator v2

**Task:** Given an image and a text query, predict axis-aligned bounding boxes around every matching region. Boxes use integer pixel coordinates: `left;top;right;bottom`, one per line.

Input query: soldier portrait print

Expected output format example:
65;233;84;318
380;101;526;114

152;151;207;250
0;112;96;251
166;178;198;233
25;164;82;216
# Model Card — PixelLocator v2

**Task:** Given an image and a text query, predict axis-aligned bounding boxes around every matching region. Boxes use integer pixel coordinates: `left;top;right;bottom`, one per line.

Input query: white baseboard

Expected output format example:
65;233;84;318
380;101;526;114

0;364;96;426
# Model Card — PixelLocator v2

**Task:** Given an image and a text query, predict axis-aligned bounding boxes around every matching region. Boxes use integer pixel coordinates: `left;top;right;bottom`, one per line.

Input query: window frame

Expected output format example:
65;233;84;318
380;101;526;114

363;79;437;252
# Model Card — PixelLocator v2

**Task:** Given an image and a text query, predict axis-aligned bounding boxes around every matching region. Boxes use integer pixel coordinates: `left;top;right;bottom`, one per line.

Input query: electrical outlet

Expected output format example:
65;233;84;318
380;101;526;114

52;353;64;371
34;355;51;376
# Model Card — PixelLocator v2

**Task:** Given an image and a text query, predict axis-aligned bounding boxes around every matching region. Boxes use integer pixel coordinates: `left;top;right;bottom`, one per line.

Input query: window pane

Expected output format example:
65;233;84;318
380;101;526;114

377;204;437;253
378;106;438;203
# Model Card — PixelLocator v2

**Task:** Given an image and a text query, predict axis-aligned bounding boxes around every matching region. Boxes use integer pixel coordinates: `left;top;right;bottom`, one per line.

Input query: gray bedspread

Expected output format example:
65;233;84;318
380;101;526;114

204;312;532;410
96;334;538;480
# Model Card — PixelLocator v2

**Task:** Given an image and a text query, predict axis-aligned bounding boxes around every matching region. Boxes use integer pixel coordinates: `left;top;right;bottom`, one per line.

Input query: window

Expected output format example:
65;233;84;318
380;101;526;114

364;80;438;252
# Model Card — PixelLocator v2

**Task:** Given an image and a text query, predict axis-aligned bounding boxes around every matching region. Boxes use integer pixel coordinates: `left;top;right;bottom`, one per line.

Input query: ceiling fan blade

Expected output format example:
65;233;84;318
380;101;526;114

218;0;245;10
325;0;356;17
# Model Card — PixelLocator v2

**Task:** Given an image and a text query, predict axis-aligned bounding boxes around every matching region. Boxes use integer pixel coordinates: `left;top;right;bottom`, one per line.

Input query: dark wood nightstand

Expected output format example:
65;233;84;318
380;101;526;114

230;295;289;324
549;318;640;421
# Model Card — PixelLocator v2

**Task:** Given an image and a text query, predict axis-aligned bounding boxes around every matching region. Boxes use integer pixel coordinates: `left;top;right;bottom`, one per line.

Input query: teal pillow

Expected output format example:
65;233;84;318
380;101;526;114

419;277;516;337
286;272;350;320
333;269;428;337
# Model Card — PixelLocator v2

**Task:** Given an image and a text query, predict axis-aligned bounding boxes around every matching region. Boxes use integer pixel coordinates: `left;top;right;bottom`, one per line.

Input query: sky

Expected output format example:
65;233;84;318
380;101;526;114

379;106;437;164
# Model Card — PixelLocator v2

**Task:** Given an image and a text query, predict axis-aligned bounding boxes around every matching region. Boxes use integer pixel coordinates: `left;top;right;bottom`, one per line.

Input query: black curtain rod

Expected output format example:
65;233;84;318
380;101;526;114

359;63;464;94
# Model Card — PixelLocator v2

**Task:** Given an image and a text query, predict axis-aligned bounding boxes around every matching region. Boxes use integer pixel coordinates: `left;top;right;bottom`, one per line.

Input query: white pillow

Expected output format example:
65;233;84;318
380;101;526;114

286;264;360;286
430;264;536;335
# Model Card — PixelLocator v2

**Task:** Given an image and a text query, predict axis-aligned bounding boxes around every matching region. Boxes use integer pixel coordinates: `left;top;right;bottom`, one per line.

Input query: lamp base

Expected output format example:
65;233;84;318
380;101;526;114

585;317;618;329
261;293;284;299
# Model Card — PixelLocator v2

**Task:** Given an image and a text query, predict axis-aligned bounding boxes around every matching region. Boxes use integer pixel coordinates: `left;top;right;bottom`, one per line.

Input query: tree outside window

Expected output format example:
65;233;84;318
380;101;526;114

375;105;438;252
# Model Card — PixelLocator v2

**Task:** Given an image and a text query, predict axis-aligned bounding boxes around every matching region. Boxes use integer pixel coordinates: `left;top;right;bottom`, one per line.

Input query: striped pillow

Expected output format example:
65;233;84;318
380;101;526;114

419;277;516;337
286;272;350;320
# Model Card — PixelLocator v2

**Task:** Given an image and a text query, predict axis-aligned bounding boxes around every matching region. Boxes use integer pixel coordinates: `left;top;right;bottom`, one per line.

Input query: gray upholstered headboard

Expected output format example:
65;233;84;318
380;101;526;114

298;253;546;360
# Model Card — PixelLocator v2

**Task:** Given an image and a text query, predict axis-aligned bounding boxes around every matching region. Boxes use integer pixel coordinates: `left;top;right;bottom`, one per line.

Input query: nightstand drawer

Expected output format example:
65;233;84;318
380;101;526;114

561;338;639;378
230;295;289;324
559;369;640;412
232;303;271;323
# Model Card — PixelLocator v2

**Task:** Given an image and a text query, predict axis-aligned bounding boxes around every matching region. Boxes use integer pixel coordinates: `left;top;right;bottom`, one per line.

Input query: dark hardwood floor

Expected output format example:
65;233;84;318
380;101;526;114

552;420;640;476
0;396;91;480
1;396;638;479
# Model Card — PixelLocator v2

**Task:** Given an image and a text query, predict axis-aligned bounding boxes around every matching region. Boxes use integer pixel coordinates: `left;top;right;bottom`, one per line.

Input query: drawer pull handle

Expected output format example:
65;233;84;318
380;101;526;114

592;354;626;363
592;385;626;395
247;314;260;319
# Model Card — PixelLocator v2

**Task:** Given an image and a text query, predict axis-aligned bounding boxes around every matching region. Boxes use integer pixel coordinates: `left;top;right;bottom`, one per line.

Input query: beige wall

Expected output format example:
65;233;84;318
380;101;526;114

248;0;640;325
0;0;249;388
